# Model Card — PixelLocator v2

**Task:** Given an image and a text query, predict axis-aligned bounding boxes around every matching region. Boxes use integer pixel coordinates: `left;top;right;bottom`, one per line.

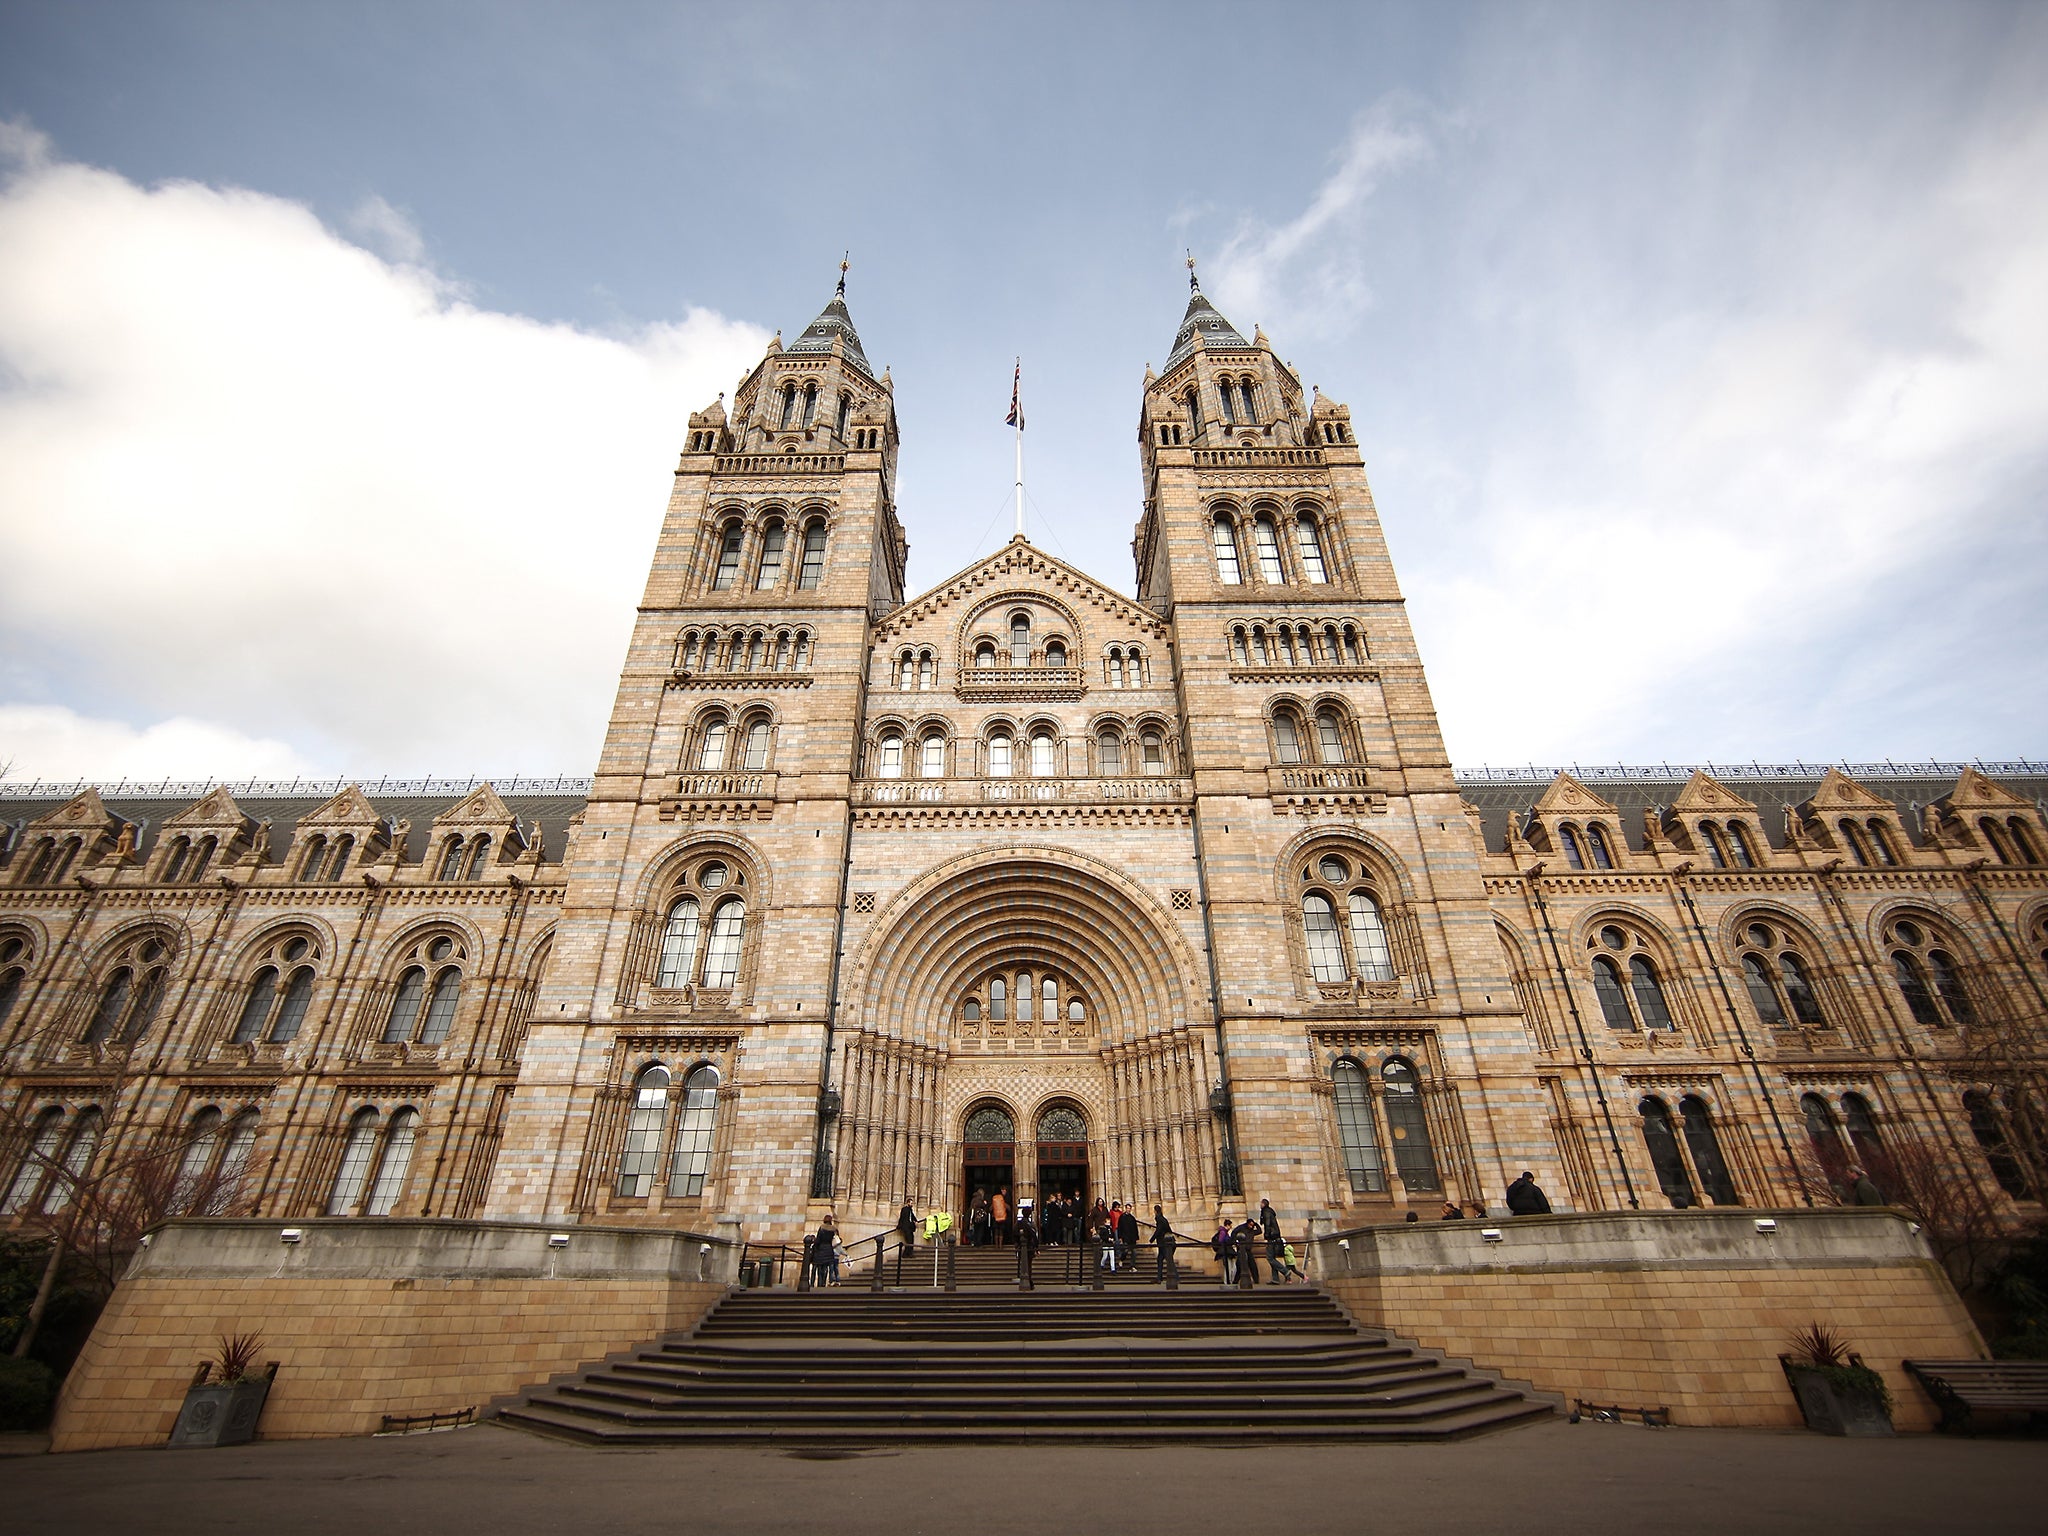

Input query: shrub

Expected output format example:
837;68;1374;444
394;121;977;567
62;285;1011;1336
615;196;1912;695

0;1356;57;1431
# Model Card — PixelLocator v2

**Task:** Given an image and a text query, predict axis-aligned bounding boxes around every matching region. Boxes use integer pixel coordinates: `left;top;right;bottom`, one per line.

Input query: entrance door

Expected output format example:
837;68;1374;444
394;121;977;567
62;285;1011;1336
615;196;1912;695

1033;1104;1090;1244
962;1104;1017;1243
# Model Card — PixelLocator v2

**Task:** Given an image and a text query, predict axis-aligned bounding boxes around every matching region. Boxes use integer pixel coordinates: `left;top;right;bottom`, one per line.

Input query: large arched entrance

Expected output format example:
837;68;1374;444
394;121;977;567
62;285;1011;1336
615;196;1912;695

961;1102;1016;1234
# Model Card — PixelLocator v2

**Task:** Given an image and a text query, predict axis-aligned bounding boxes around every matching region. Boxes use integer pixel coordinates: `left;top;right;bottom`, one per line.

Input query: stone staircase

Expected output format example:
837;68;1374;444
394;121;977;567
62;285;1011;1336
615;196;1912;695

496;1273;1552;1445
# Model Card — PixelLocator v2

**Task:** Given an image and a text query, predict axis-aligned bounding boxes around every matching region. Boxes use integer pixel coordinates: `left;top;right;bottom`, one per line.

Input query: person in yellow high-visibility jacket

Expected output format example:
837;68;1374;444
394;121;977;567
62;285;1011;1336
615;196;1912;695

923;1209;954;1243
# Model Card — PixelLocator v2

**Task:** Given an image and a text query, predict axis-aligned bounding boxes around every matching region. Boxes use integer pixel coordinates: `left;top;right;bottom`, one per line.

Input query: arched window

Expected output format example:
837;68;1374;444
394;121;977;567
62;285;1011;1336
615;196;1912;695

1228;628;1248;664
961;998;981;1023
298;836;328;883
382;967;426;1042
989;977;1007;1020
1841;1093;1885;1177
987;731;1013;778
1591;955;1635;1031
1559;825;1586;870
1964;1090;2031;1198
269;967;314;1043
172;1109;223;1216
1979;818;2015;863
328;1107;383;1214
1184;388;1204;437
1332;1060;1386;1194
0;965;23;1034
657;897;702;988
1381;1059;1440;1191
974;641;996;670
1314;709;1349;764
1141;731;1166;774
898;653;916;690
363;1108;418;1216
1700;823;1729;868
668;1065;720;1198
1893;951;1940;1025
711;524;743;590
777;383;795;429
702;898;745;988
797;523;827;589
1042;976;1058;1018
1842;820;1874;866
1629;955;1674;1030
1252;515;1285;582
876;732;904;779
41;1110;101;1214
418;968;461;1044
1045;640;1067;669
1778;953;1824;1025
159;836;191;884
464;837;492;881
187;836;217;884
918;651;936;689
1016;972;1033;1021
1801;1093;1847;1193
1030;731;1057;777
1587;824;1615;869
2008;819;2041;864
754;523;786;589
801;382;817;428
1869;821;1900;865
235;967;281;1044
2;1108;66;1215
1239;378;1259;422
1741;954;1785;1025
1096;728;1124;776
1296;514;1329;582
1212;517;1242;585
437;837;467;881
1928;950;1975;1025
697;719;729;771
920;733;946;779
1302;894;1347;982
616;1064;670;1198
1009;613;1031;667
836;392;851;440
211;1111;258;1214
1639;1098;1695;1207
327;835;354;882
1106;650;1124;688
83;969;132;1046
1728;823;1757;868
1273;711;1304;765
740;719;771;770
1680;1096;1739;1204
1218;378;1237;424
1347;892;1394;982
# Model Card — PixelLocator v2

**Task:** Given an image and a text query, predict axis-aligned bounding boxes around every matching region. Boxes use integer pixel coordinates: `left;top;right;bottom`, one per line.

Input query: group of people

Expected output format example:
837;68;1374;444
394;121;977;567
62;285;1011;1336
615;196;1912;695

1211;1199;1305;1286
965;1186;1013;1246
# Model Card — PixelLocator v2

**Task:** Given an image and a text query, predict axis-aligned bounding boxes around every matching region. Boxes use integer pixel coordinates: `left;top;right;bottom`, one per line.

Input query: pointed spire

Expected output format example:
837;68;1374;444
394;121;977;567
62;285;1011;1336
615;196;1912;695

788;260;872;376
1166;254;1249;369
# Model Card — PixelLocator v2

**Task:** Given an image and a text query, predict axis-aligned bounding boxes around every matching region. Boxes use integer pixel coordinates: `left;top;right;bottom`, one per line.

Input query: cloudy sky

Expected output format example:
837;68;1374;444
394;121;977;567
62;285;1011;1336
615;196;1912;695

1;1;2043;783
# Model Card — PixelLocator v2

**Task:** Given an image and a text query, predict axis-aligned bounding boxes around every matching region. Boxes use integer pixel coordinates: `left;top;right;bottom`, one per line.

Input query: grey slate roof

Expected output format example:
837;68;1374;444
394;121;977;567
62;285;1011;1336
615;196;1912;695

786;292;872;377
1165;284;1250;369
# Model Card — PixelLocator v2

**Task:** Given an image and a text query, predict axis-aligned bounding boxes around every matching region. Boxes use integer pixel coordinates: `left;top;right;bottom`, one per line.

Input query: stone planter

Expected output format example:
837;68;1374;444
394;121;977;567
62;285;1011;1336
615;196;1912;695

169;1368;275;1448
1782;1361;1894;1437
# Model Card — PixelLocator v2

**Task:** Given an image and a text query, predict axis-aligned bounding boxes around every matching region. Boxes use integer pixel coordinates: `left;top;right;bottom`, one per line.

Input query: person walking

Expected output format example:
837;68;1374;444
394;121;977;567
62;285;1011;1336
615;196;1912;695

1116;1202;1139;1270
992;1187;1010;1247
1152;1204;1177;1284
895;1198;917;1283
1258;1199;1284;1284
1213;1217;1237;1285
1231;1217;1260;1290
969;1187;991;1247
1015;1206;1039;1289
813;1212;840;1287
1505;1170;1552;1216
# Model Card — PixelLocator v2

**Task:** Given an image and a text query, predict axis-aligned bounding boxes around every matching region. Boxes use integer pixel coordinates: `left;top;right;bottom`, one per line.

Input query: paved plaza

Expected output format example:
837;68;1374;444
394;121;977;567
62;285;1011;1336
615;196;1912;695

2;1418;2042;1535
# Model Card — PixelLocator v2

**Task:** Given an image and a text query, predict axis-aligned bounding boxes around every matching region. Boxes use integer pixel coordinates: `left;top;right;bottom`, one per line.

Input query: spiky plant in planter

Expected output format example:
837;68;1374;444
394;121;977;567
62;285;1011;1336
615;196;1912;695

1781;1322;1894;1435
169;1332;276;1448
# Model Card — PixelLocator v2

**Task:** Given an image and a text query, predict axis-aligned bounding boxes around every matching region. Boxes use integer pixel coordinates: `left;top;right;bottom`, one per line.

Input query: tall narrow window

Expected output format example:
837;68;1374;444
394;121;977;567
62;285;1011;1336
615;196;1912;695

1778;954;1824;1025
2009;819;2041;863
801;382;817;427
1801;1093;1847;1190
1841;1093;1885;1177
298;836;328;883
755;524;786;589
1016;973;1033;1021
1928;951;1976;1024
1728;823;1757;868
1252;516;1284;582
1347;892;1394;982
988;733;1012;778
1097;730;1123;776
382;967;426;1043
363;1109;417;1216
1107;651;1124;688
1332;1060;1386;1193
740;720;771;770
778;384;795;429
1382;1059;1440;1192
1296;515;1328;582
667;1065;719;1198
878;733;904;778
1893;951;1941;1026
918;652;936;689
1238;378;1258;422
836;393;851;440
1314;709;1349;764
1213;517;1242;584
2;1109;66;1215
1629;956;1675;1030
211;1112;257;1214
1141;731;1166;774
711;525;743;590
1700;823;1728;868
464;837;491;881
1843;821;1874;866
1964;1091;2030;1198
328;1108;382;1214
1218;378;1237;424
84;969;132;1045
1680;1096;1739;1204
174;1109;224;1215
418;969;461;1044
1010;614;1031;667
698;720;728;771
1741;954;1785;1025
658;897;702;988
1273;712;1303;764
1030;731;1056;777
437;838;467;881
1184;388;1203;437
1639;1098;1696;1207
160;837;190;885
1045;641;1067;669
989;977;1007;1021
187;836;217;883
327;835;354;882
1870;822;1900;865
269;968;314;1044
702;899;745;988
920;733;946;778
44;1111;101;1214
616;1065;669;1198
1229;629;1248;665
1043;976;1059;1019
1591;956;1635;1030
235;967;281;1044
797;524;827;589
1303;893;1347;982
1586;824;1614;869
1560;825;1586;870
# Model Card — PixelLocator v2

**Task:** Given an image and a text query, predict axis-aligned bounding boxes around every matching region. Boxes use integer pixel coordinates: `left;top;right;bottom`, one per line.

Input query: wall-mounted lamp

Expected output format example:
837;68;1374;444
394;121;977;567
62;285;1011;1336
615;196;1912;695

1480;1228;1504;1244
1754;1218;1778;1235
279;1228;303;1245
546;1233;571;1249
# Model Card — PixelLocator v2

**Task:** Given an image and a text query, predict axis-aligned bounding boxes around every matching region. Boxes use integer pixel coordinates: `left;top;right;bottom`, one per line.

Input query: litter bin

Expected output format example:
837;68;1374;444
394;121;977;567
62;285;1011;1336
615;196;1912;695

737;1259;757;1288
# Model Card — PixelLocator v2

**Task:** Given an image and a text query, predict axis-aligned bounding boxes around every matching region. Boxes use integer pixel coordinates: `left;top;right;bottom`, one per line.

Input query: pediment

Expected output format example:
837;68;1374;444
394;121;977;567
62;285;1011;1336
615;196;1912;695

159;786;252;830
433;782;515;827
1532;772;1618;816
1801;767;1897;813
26;787;118;832
1941;767;2033;810
874;536;1167;647
296;784;383;827
1668;770;1757;814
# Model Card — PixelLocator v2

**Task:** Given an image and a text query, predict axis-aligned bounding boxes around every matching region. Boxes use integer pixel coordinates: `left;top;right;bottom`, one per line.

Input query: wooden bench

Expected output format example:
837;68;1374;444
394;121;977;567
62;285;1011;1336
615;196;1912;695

1904;1359;2048;1434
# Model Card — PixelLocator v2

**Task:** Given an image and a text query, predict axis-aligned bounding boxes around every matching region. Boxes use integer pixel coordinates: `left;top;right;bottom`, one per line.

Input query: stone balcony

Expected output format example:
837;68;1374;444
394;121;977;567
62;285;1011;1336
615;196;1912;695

857;775;1190;808
659;770;779;820
952;666;1087;701
1267;763;1386;813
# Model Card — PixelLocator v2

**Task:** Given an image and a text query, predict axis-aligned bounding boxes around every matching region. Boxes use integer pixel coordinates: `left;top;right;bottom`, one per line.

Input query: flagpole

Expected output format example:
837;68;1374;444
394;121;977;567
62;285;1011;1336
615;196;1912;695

1013;357;1025;540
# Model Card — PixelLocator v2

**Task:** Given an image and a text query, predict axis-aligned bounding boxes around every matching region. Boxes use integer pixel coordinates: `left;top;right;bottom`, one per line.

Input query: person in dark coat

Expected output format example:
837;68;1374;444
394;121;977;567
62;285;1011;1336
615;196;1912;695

1116;1202;1139;1268
1258;1199;1284;1283
1213;1218;1236;1285
1505;1171;1552;1215
1848;1166;1885;1206
1015;1208;1039;1289
1152;1204;1177;1283
1440;1201;1464;1221
1231;1218;1260;1290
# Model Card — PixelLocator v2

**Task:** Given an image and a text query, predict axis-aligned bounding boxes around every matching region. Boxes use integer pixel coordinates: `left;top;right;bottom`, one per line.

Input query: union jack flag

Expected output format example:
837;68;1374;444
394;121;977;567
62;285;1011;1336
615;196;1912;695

1006;359;1024;430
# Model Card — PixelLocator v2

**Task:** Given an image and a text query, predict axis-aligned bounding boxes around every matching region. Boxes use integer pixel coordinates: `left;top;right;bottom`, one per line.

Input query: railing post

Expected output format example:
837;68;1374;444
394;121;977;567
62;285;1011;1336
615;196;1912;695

797;1236;813;1292
871;1235;886;1292
943;1237;957;1292
1165;1242;1179;1290
1089;1239;1104;1291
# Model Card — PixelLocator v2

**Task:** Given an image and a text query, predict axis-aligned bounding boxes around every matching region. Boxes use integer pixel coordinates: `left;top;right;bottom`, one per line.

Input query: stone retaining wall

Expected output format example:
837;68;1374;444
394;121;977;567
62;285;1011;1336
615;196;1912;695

1311;1207;1984;1430
51;1218;735;1452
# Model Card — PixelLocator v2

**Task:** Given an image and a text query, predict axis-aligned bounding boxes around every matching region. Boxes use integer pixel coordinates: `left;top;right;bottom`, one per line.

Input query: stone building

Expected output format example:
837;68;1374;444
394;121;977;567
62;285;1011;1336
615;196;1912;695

3;275;2045;1250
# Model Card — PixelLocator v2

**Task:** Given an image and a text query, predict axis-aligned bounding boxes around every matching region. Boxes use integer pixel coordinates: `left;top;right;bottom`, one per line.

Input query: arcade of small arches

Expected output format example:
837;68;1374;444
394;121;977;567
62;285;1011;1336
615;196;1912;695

1268;698;1363;768
703;506;831;595
1210;500;1340;588
865;716;1178;781
675;625;816;676
1228;619;1369;671
682;705;780;776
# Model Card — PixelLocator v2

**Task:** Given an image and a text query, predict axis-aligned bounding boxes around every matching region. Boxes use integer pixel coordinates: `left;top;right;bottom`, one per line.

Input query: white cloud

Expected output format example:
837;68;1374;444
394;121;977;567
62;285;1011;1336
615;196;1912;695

0;135;769;779
0;705;313;783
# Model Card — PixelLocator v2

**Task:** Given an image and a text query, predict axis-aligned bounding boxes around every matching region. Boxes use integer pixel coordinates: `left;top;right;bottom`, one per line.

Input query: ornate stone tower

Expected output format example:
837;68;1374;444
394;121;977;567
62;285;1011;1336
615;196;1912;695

1135;265;1547;1213
489;273;907;1225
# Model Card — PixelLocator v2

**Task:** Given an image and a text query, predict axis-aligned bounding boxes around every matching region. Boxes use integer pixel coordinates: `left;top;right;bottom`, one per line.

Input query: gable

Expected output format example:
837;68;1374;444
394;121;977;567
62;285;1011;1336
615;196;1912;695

296;784;384;827
159;786;252;830
26;787;118;832
873;536;1167;650
433;782;516;827
1668;770;1758;814
1942;767;2034;810
1532;772;1619;817
1801;767;1897;813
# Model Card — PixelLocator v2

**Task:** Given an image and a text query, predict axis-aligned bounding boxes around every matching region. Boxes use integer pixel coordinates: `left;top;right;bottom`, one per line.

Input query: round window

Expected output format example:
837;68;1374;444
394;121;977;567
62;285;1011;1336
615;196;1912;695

1894;921;1922;947
139;939;164;962
429;937;454;962
282;937;309;963
1600;925;1627;950
1318;855;1350;883
1747;923;1773;951
700;862;728;890
0;937;21;964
